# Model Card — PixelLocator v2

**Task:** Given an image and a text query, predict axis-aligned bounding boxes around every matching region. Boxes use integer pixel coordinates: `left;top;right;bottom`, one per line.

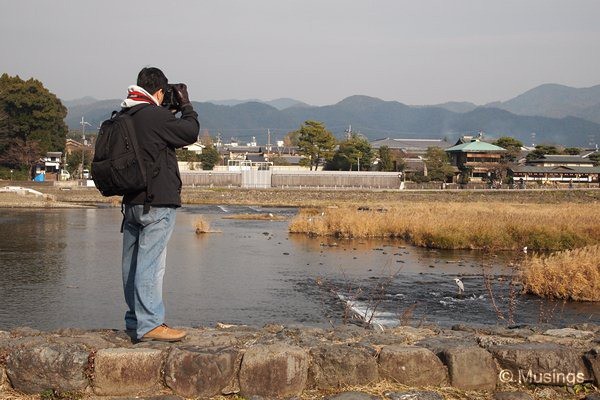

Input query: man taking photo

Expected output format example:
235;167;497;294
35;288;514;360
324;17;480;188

120;67;199;342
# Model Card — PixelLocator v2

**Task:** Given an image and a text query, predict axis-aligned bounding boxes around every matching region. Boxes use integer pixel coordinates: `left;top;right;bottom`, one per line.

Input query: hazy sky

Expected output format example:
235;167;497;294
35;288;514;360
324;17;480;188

1;0;599;105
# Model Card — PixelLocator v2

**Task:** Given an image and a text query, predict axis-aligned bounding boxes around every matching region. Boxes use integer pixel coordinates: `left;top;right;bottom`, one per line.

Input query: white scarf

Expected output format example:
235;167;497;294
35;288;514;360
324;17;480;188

121;85;160;108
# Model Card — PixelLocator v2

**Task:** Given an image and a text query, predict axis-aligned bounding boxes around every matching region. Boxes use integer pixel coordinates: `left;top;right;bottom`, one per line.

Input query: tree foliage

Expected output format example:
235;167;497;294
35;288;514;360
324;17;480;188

327;134;374;171
563;147;581;155
66;149;93;176
493;136;523;162
589;153;600;166
200;145;221;170
294;120;336;171
198;133;221;170
0;74;68;169
525;144;560;161
424;146;454;182
377;145;405;172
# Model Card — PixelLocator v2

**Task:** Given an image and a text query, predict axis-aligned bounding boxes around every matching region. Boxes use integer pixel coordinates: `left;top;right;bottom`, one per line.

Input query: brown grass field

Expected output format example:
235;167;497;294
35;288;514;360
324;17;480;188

288;202;600;251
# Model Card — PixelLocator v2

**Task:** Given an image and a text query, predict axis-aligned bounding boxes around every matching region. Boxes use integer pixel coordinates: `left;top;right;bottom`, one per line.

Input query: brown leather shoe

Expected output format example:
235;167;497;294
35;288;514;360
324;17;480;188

140;324;186;342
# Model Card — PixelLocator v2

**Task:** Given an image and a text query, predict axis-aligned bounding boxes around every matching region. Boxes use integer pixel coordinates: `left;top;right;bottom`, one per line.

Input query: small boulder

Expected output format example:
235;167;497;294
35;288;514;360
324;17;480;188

165;346;241;398
489;343;592;385
239;343;308;398
438;346;497;390
585;349;600;385
308;344;379;389
378;345;447;386
6;343;89;394
93;347;164;396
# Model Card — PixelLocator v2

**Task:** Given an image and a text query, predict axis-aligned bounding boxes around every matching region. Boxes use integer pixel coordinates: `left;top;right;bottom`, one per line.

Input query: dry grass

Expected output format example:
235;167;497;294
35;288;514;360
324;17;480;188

521;245;600;301
222;213;287;221
289;202;600;251
194;215;211;234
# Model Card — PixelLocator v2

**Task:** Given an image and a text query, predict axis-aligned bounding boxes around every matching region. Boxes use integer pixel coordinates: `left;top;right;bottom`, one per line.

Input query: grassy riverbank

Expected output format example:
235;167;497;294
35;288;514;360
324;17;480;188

3;185;600;206
522;245;600;301
289;202;600;251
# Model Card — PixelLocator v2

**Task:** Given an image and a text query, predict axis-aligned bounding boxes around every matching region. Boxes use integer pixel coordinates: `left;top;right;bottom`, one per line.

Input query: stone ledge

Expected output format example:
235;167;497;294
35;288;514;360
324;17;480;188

0;324;598;399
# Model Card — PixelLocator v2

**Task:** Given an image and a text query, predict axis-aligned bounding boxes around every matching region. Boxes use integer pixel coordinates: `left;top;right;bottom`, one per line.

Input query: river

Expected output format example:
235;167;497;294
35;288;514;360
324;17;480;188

0;206;597;331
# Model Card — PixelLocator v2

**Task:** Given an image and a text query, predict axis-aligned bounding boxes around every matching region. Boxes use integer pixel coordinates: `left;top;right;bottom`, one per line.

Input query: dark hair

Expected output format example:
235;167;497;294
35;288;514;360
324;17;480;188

137;67;168;95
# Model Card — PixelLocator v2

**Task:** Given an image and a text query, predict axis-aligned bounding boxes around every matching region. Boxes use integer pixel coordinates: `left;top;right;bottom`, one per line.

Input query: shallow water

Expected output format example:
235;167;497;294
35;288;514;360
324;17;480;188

0;206;597;331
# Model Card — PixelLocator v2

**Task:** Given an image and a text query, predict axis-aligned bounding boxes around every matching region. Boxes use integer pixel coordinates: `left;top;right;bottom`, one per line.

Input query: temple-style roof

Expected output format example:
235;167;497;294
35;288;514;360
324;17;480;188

445;139;507;153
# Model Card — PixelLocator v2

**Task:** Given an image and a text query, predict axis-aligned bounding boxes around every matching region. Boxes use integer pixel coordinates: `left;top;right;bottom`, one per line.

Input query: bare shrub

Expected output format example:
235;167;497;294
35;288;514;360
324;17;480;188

194;215;211;234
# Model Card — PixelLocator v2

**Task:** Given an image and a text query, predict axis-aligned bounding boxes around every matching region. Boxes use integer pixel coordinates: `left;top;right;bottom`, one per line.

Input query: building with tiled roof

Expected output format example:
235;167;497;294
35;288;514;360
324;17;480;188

510;154;600;184
445;138;507;181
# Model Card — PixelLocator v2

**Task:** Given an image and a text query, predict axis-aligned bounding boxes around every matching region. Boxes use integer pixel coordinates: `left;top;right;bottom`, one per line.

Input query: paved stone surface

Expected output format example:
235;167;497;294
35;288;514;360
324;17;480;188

385;390;444;400
492;392;534;400
5;343;89;394
438;345;497;390
239;343;309;398
308;344;379;389
164;346;241;398
93;348;164;396
378;345;447;386
544;328;595;340
326;391;380;400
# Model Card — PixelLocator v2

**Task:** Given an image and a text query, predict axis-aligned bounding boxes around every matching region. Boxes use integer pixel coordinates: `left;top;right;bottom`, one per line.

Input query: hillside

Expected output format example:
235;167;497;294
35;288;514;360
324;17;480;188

487;83;600;124
64;93;600;147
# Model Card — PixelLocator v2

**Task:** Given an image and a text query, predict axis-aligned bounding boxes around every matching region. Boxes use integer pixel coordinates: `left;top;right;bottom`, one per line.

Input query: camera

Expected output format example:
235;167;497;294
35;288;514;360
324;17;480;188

161;84;182;112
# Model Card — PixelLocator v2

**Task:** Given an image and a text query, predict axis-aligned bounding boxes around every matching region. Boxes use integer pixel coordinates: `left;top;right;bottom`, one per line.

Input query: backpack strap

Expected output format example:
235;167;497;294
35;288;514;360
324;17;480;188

122;104;156;214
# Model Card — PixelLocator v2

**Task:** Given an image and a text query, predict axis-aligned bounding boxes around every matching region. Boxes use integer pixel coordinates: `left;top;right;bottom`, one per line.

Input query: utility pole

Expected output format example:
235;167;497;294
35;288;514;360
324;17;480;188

80;117;91;179
267;129;271;154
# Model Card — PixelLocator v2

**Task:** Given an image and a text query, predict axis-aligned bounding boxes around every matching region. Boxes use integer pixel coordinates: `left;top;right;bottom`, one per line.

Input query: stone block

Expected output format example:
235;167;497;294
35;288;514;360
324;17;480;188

5;343;89;394
239;343;309;398
489;343;592;385
438;346;497;390
165;346;241;398
308;344;379;389
93;348;164;396
378;345;447;386
585;350;600;385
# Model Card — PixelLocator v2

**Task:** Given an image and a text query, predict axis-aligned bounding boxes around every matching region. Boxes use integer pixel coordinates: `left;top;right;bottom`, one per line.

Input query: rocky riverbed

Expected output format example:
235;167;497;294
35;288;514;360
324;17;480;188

1;323;599;400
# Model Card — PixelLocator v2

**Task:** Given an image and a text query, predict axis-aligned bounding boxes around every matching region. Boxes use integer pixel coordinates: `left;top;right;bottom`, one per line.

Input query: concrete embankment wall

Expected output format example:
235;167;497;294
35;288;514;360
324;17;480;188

1;324;599;399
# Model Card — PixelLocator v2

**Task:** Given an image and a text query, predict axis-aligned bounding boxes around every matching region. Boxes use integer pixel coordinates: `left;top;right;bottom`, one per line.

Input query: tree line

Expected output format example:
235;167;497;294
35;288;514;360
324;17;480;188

0;74;68;179
1;73;597;181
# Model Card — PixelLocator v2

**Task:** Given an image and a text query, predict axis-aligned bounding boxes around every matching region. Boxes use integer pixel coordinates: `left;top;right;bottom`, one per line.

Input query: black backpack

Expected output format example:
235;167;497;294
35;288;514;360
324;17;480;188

92;105;149;197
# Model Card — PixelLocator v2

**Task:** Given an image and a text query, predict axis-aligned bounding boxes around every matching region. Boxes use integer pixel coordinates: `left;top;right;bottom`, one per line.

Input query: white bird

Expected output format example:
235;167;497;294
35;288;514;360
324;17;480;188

523;246;528;254
454;278;464;295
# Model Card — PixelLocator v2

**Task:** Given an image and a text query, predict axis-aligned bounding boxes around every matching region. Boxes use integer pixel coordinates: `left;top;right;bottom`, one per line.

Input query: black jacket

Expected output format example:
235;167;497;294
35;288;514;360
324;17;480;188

123;103;199;207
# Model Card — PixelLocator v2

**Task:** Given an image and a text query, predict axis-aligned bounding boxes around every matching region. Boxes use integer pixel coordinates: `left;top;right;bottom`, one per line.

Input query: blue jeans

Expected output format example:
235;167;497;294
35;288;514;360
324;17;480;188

122;205;177;339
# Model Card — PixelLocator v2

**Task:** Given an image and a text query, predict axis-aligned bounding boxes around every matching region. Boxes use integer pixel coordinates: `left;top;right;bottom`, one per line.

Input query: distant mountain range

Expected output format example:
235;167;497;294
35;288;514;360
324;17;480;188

64;83;600;147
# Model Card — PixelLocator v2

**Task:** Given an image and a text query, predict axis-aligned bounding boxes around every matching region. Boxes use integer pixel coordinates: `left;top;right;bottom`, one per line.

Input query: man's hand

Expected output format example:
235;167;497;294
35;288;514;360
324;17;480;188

173;83;191;107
